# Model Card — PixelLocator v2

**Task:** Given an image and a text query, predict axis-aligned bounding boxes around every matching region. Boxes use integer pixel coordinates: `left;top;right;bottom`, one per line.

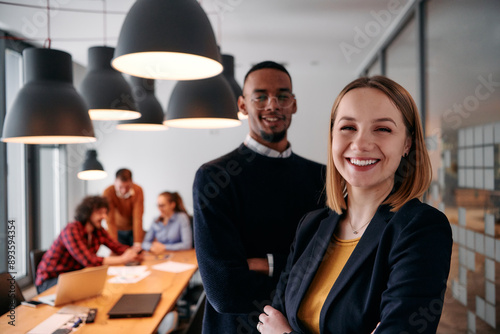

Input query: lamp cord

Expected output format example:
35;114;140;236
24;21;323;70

0;0;218;44
43;0;51;48
102;0;107;46
0;1;126;14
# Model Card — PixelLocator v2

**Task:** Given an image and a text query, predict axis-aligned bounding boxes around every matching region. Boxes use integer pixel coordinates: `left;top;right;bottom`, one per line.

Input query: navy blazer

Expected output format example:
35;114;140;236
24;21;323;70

272;199;452;334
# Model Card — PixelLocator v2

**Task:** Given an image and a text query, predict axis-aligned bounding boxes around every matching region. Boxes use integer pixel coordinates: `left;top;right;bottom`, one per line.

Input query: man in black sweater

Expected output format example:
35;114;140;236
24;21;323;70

193;61;325;334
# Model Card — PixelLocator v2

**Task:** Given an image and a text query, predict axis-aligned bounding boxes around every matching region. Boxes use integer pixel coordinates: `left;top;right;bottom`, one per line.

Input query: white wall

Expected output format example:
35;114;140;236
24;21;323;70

67;63;355;232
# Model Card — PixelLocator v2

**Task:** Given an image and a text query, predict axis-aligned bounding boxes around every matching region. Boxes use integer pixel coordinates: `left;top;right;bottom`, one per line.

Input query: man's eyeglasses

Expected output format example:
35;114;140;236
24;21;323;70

248;92;295;110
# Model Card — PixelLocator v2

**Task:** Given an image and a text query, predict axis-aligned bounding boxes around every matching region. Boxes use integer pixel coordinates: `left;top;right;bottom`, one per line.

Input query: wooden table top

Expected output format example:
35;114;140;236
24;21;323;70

0;249;198;334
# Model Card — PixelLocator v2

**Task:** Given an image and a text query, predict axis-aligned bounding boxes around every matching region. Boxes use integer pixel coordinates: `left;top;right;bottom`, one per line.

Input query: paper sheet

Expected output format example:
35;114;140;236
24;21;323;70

57;305;90;315
152;261;196;273
108;270;151;284
107;265;148;276
27;313;75;334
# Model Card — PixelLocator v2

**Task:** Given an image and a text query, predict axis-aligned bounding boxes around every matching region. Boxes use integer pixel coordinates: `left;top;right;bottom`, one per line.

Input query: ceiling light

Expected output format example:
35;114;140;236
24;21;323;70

78;149;107;180
1;48;96;144
164;75;241;129
112;0;222;80
117;76;167;131
80;46;140;121
221;54;247;120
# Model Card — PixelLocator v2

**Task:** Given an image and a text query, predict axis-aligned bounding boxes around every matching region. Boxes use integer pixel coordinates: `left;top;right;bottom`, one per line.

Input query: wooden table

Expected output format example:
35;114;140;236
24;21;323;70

0;249;198;334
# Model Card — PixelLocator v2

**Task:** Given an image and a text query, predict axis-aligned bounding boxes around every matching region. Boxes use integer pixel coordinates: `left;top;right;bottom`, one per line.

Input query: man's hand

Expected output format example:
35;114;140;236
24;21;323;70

247;258;269;275
120;248;141;263
103;247;143;266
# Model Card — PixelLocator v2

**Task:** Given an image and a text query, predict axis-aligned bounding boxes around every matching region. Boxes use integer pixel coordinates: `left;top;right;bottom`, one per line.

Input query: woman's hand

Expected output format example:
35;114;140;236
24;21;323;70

257;305;293;334
150;241;166;254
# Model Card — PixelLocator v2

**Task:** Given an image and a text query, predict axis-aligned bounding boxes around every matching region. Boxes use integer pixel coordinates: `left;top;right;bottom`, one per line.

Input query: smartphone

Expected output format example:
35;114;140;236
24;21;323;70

21;300;44;308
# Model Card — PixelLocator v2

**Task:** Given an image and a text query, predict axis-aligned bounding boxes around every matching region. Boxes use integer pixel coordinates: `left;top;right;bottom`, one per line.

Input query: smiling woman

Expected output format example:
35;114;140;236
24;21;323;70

256;76;452;334
327;76;431;215
331;87;412;197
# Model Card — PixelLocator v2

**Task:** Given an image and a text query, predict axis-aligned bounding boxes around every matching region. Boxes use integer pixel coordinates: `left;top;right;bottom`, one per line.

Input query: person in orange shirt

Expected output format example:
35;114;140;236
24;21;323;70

102;168;144;246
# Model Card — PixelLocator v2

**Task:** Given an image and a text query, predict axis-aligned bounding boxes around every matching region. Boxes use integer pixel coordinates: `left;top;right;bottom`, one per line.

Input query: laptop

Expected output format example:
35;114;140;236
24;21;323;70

107;293;162;318
38;266;108;307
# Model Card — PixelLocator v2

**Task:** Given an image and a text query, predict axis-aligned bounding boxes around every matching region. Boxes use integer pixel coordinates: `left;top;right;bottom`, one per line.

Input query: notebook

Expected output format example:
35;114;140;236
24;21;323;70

38;266;108;307
107;293;162;318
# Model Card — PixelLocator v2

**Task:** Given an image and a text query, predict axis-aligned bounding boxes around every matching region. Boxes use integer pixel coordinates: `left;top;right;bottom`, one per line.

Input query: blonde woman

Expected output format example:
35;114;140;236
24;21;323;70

257;76;452;334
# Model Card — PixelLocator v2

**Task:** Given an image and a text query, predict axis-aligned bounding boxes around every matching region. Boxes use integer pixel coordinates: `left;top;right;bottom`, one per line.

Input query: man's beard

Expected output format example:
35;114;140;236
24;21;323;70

260;130;286;143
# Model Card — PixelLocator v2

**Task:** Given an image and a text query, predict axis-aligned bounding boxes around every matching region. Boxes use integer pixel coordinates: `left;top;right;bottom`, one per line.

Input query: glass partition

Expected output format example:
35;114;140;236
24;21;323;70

385;15;418;101
427;0;500;332
365;1;500;332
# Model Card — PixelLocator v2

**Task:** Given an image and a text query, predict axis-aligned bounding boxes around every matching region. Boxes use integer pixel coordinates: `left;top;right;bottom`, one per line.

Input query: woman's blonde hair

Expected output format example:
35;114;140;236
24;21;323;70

326;76;432;213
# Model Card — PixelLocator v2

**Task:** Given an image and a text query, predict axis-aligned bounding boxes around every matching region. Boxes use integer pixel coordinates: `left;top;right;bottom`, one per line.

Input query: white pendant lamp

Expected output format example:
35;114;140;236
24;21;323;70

112;0;223;80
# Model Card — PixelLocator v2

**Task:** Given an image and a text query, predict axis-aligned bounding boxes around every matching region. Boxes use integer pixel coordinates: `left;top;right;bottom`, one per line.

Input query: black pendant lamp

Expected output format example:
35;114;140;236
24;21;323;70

164;75;241;129
80;46;140;120
112;0;222;80
1;48;96;144
78;149;107;180
221;54;246;120
117;76;167;131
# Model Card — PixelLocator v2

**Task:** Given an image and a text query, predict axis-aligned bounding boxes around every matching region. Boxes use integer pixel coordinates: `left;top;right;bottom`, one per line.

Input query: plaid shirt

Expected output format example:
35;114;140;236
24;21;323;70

35;221;128;286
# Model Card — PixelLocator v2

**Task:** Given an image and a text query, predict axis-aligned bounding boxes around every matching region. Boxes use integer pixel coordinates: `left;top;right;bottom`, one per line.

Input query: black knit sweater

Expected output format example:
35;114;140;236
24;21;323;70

193;144;325;334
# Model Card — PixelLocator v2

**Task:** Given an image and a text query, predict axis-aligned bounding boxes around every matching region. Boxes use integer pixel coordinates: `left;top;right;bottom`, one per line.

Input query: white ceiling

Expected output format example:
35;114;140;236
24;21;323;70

0;0;410;81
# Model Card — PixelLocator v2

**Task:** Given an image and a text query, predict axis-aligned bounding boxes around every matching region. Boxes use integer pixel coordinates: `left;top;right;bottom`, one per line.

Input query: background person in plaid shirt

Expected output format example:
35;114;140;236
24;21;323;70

35;196;143;293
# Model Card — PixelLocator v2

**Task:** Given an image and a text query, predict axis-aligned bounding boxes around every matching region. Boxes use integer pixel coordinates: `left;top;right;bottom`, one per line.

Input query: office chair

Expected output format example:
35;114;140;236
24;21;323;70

0;272;25;316
30;249;46;283
182;291;206;334
189;215;194;248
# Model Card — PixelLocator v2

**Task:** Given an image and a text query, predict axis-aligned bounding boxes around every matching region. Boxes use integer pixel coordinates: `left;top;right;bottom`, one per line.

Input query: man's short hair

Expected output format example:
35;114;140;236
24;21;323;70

243;61;291;85
116;168;132;182
74;196;109;224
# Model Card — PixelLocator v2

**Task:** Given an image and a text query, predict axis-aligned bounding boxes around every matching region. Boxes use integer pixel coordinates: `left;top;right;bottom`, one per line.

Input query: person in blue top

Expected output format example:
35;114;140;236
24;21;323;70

142;191;192;253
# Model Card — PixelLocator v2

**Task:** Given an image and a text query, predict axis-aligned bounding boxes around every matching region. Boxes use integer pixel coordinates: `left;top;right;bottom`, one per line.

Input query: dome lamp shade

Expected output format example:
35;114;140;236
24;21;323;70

77;149;107;180
117;76;167;131
164;75;241;129
221;54;247;120
112;0;223;80
1;48;96;144
80;46;140;121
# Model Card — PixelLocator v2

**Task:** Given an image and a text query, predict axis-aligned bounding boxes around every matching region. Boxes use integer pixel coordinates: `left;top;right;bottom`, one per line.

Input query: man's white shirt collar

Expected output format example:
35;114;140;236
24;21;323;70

243;134;292;158
116;188;135;199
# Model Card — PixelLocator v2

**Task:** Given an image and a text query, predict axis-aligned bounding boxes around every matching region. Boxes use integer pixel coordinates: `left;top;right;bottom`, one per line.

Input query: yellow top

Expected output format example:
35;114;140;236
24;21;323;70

297;235;360;334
